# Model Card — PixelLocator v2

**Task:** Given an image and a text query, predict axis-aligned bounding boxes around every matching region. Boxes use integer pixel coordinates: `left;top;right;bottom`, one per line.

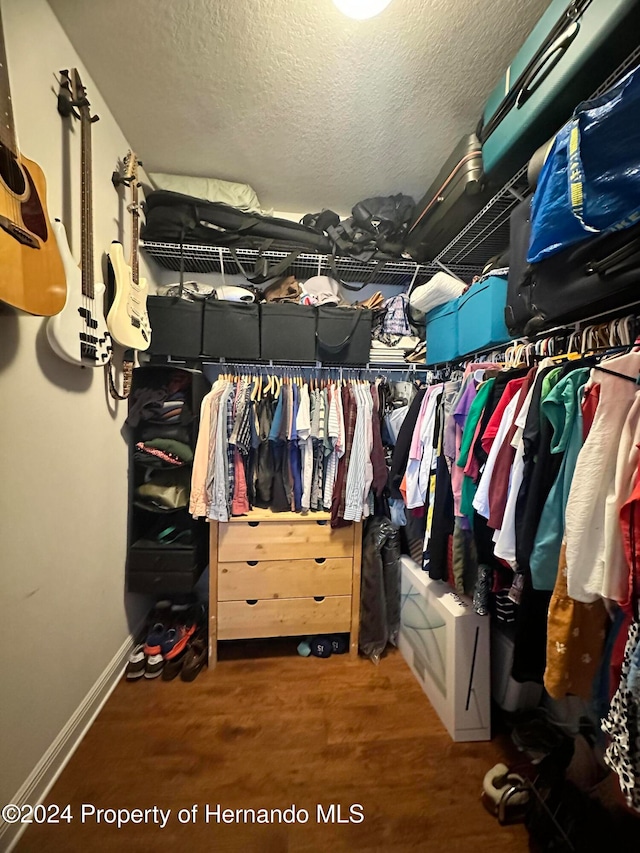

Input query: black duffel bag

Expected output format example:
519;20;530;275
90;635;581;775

511;219;640;337
141;190;332;283
316;307;372;365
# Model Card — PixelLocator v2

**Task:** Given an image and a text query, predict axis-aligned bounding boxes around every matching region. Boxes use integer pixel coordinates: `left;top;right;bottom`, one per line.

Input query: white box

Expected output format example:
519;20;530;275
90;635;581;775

398;556;491;742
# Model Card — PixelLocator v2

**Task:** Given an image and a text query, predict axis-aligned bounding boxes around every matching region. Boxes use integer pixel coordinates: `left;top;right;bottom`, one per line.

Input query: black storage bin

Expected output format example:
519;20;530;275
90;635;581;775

147;296;203;359
202;300;260;359
316;307;372;365
260;303;317;361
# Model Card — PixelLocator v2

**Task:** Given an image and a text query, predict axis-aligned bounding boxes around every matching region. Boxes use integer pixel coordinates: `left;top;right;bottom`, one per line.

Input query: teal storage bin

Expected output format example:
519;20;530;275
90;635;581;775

457;275;510;356
425;298;460;365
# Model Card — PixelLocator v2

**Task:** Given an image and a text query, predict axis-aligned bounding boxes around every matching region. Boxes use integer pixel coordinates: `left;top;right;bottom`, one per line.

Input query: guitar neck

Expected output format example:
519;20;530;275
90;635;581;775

0;8;18;154
80;105;94;300
131;178;140;285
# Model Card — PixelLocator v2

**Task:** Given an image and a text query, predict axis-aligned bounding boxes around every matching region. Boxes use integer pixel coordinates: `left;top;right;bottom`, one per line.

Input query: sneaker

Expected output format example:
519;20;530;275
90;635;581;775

144;652;164;679
181;631;208;682
125;644;145;680
142;600;172;655
162;623;197;661
143;622;170;656
162;603;204;661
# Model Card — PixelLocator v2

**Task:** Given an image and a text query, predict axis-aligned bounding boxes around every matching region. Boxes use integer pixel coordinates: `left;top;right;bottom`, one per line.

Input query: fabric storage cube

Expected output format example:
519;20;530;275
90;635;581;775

316;307;372;365
457;274;510;356
202;300;260;360
147;296;203;359
260;303;317;362
425;298;459;365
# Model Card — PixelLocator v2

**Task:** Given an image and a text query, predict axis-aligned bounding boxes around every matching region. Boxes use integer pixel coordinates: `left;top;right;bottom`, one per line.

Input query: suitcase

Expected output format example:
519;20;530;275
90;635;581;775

425;299;460;365
316;307;372;365
480;0;640;185
515;220;640;336
458;275;511;355
404;134;492;262
260;303;317;362
202;300;260;360
505;198;533;336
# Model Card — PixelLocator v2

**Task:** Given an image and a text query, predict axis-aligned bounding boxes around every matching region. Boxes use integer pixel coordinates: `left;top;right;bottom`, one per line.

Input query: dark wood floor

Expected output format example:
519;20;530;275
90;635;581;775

18;643;530;853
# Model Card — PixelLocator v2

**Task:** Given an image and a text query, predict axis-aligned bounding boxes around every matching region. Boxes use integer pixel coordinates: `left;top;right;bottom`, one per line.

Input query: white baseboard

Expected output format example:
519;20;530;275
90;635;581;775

1;627;140;852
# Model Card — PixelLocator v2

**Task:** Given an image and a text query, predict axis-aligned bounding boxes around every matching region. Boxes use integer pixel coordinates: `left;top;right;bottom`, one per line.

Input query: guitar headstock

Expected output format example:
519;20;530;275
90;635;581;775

70;68;96;122
57;67;99;124
113;149;142;192
123;150;139;182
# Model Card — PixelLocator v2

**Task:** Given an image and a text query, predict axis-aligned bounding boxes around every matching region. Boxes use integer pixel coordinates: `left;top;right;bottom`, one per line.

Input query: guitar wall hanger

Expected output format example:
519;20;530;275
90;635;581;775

57;69;100;124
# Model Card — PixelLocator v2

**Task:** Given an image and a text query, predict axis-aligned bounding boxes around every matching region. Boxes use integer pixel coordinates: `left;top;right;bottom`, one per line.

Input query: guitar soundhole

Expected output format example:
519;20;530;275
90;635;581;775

21;167;48;242
0;143;26;196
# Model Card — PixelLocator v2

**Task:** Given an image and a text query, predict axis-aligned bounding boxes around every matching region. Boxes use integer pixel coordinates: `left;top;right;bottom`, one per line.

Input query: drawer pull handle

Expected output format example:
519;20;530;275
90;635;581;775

316;520;328;526
246;599;258;606
247;561;259;566
248;521;260;528
314;596;325;602
314;558;326;564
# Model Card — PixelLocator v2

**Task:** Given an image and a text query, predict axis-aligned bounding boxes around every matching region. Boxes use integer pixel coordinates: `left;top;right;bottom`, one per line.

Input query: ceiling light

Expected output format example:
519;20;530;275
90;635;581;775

333;0;393;20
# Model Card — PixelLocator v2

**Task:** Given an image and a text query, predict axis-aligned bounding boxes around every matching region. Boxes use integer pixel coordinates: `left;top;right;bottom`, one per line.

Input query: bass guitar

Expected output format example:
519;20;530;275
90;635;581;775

0;7;65;316
47;69;112;367
107;151;151;350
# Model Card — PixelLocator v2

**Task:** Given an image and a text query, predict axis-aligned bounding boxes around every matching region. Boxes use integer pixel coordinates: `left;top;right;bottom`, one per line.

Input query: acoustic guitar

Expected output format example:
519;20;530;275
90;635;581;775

0;8;65;316
107;151;151;350
46;69;112;367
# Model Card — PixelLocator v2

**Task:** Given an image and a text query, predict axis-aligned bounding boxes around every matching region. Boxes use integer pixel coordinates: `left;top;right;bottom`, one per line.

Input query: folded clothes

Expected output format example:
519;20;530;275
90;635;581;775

135;438;194;466
370;335;420;352
136;469;191;510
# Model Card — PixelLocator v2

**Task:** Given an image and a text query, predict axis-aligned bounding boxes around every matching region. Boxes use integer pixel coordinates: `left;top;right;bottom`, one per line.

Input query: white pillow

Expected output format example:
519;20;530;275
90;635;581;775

149;172;270;215
409;271;466;315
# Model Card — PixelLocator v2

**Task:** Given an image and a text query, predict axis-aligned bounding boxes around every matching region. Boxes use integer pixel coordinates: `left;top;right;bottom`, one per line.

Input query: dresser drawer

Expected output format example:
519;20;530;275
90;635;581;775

218;595;352;640
218;558;353;601
218;520;353;562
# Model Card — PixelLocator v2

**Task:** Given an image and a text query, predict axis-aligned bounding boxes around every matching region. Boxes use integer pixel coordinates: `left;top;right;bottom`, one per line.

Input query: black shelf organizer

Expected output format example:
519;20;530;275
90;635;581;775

126;365;210;595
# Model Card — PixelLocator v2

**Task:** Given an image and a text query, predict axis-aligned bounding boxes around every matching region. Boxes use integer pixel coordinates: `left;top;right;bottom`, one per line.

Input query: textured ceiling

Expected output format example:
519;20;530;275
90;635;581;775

48;0;550;214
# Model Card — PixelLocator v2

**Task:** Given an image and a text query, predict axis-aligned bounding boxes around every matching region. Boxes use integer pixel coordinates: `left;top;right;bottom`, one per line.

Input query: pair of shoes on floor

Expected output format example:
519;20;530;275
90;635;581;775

162;627;208;682
126;601;205;681
297;633;349;658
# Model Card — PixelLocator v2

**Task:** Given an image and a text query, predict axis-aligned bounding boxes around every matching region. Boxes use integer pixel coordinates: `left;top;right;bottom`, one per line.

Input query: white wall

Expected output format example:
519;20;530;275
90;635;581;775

0;0;159;808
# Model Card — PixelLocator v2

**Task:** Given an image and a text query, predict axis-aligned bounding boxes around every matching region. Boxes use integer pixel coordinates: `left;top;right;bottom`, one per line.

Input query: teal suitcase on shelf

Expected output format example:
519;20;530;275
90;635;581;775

457;276;511;356
425;299;460;366
480;0;640;184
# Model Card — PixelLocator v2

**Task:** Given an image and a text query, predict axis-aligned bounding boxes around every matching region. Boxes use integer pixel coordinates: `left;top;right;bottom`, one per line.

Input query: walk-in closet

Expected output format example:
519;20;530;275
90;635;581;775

2;1;640;850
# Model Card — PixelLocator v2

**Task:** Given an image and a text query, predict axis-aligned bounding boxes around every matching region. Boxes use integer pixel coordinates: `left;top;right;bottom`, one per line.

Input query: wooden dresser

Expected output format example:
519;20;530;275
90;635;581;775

208;509;362;666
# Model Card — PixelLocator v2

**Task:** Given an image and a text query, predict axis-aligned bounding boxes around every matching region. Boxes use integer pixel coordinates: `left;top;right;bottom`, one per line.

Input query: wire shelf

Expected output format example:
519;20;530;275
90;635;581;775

141;241;479;286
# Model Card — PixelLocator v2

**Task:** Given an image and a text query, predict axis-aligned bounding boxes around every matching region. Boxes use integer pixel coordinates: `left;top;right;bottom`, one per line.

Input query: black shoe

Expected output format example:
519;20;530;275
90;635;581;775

162;647;188;681
181;631;208;682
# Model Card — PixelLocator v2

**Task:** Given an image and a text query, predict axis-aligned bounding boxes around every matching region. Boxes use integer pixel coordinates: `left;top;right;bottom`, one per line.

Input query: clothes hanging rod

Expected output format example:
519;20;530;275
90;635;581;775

202;359;427;374
526;301;640;340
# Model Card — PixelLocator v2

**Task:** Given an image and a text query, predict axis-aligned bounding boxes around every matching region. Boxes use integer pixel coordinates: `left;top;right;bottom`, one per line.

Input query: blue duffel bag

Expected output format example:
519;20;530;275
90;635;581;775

528;63;640;264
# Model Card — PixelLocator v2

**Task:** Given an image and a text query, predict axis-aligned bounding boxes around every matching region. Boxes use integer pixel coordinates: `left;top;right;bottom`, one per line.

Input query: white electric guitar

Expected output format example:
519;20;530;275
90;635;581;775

107;151;151;350
47;69;112;368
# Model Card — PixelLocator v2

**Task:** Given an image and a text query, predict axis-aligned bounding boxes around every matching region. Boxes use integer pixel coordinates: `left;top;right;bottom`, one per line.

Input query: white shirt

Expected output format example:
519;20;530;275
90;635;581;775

473;389;522;520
